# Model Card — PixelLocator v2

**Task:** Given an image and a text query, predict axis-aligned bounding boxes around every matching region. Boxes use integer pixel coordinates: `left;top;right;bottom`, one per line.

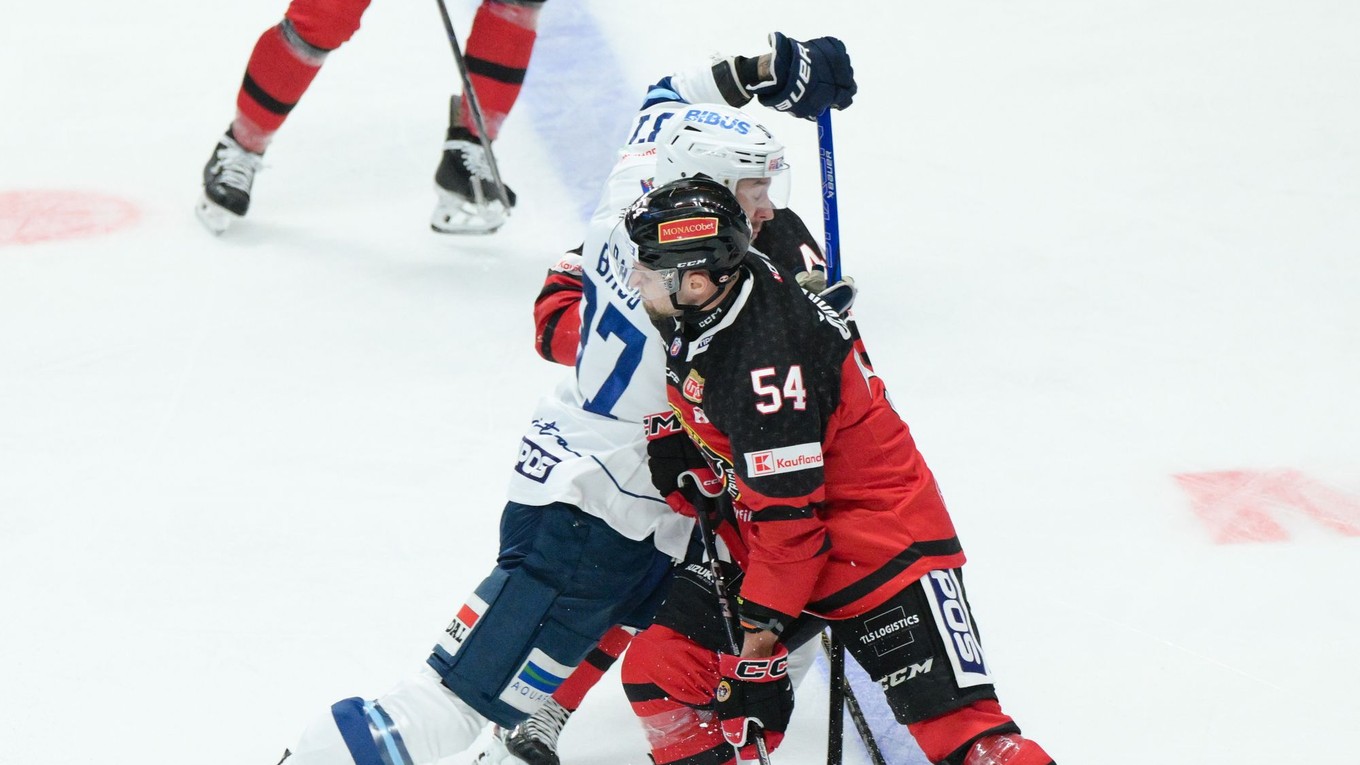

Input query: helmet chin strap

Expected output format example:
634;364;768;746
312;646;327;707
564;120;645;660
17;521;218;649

676;268;742;325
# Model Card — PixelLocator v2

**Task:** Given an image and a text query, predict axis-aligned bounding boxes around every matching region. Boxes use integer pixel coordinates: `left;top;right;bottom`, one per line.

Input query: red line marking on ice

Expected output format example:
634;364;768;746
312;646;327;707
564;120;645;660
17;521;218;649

1175;469;1360;544
0;190;140;247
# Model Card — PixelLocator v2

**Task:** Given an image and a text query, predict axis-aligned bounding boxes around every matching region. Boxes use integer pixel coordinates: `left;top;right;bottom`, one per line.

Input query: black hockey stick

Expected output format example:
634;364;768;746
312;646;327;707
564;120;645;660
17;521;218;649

826;630;845;765
432;0;513;211
821;632;888;765
691;486;774;765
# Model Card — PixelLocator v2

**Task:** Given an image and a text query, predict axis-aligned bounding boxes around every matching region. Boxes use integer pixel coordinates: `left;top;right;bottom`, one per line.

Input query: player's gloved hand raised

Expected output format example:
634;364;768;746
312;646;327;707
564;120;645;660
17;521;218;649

647;432;724;518
796;268;857;316
751;32;857;120
715;645;794;758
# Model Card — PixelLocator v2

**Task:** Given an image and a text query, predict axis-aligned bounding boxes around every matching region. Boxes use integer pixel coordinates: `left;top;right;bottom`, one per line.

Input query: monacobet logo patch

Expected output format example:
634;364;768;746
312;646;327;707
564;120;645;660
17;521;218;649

658;217;719;244
515;438;562;483
683;369;705;403
745;441;824;477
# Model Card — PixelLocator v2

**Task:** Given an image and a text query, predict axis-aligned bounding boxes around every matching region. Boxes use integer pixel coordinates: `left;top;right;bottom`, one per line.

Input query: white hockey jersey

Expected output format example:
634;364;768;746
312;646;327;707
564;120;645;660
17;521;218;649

505;67;744;559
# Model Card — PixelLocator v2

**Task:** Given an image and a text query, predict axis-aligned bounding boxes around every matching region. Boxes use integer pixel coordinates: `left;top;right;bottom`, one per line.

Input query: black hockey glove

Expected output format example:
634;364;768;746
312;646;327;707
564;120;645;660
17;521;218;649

647;432;723;518
751;32;857;120
796;268;857;316
715;646;794;759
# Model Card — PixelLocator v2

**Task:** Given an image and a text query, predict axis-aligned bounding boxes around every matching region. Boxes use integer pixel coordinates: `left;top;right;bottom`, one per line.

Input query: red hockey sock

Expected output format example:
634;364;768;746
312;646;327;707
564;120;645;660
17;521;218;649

457;1;540;140
551;625;633;710
232;23;324;153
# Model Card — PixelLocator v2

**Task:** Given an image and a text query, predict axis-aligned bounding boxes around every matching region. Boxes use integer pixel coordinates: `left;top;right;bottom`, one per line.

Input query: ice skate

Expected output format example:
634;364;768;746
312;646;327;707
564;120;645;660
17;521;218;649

504;698;571;765
431;125;516;235
470;726;525;765
196;130;263;235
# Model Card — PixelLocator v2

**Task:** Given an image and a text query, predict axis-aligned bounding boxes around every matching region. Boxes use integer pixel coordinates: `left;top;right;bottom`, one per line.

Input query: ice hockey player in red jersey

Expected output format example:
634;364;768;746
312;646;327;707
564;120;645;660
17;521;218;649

196;0;541;234
620;177;1056;765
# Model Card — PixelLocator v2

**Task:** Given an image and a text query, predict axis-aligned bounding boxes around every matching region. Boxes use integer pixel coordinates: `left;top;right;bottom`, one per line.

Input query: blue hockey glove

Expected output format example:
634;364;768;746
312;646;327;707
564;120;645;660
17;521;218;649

751;32;857;120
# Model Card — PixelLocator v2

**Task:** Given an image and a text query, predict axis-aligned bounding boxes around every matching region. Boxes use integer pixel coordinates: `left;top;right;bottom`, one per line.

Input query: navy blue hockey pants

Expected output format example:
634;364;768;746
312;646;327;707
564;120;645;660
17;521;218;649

428;501;674;728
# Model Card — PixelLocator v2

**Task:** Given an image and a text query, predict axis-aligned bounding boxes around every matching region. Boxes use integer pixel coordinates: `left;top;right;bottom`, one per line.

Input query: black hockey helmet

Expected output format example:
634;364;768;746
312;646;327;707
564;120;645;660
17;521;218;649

624;176;752;285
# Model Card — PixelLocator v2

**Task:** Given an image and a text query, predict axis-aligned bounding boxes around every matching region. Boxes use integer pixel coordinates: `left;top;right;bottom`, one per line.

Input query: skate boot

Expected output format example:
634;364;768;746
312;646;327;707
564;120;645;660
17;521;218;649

196;129;263;234
470;726;524;765
431;124;516;235
504;698;571;765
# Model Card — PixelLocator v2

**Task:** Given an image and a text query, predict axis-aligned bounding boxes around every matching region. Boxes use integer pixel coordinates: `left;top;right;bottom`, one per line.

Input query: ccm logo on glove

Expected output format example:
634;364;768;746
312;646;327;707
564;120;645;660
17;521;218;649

725;655;788;683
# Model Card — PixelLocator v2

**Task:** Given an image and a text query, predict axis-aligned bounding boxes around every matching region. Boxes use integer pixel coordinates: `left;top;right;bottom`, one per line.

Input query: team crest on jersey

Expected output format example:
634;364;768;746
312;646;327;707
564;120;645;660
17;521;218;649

669;337;682;357
682;370;705;403
658;217;718;244
745;442;824;477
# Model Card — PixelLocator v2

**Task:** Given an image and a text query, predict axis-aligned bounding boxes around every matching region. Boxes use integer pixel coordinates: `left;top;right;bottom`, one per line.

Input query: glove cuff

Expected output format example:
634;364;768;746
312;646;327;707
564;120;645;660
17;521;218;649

718;645;790;682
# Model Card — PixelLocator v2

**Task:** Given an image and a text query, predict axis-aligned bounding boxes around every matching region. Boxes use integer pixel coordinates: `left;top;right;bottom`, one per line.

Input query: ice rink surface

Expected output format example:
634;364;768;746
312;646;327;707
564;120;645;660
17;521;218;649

3;1;1358;763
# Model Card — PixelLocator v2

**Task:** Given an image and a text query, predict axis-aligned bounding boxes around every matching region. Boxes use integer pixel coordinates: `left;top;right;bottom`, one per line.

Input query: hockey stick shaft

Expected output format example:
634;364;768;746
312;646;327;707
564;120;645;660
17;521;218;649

817;109;841;284
821;633;888;765
433;0;513;210
693;493;774;765
826;631;845;765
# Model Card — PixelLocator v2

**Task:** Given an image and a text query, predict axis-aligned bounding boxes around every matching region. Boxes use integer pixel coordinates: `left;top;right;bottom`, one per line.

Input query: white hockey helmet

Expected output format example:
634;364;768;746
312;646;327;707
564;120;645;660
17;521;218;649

653;104;789;197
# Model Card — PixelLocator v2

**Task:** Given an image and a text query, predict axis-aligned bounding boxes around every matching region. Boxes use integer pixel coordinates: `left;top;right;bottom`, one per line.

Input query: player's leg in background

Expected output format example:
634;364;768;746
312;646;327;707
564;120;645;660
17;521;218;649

834;569;1055;765
430;0;546;233
197;0;371;230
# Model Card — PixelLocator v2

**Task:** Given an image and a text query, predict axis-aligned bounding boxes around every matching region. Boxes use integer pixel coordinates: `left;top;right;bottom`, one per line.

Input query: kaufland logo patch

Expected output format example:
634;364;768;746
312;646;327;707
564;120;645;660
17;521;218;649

746;442;824;477
658;217;718;244
683;369;705;403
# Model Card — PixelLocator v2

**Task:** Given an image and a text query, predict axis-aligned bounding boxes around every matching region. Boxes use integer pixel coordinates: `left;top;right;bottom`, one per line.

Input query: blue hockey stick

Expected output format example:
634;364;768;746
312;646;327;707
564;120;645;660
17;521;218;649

817;109;842;284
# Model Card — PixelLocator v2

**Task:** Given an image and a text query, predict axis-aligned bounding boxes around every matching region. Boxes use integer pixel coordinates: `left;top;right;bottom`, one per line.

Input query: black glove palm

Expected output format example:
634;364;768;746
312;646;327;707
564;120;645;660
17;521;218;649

647;432;722;517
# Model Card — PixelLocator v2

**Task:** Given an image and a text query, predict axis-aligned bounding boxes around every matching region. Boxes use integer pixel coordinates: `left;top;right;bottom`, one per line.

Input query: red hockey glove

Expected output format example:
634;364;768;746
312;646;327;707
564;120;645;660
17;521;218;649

647;432;723;517
715;646;794;758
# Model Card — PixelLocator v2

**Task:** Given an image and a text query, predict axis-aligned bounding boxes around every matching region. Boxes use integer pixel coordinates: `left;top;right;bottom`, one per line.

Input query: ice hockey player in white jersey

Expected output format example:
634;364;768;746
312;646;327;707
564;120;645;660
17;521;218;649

269;32;856;765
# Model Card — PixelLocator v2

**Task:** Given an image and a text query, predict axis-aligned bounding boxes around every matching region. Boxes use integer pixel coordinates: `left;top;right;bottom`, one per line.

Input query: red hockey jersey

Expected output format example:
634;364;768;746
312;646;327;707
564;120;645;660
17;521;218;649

657;258;966;625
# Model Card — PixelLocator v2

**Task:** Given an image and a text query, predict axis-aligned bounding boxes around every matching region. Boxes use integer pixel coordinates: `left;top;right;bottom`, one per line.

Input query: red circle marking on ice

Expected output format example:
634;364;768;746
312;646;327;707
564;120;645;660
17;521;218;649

0;190;140;247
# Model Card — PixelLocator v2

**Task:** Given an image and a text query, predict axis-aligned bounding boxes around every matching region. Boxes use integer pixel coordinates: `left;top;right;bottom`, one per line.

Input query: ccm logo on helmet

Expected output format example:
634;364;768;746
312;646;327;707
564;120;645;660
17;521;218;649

682;109;751;134
658;217;718;244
